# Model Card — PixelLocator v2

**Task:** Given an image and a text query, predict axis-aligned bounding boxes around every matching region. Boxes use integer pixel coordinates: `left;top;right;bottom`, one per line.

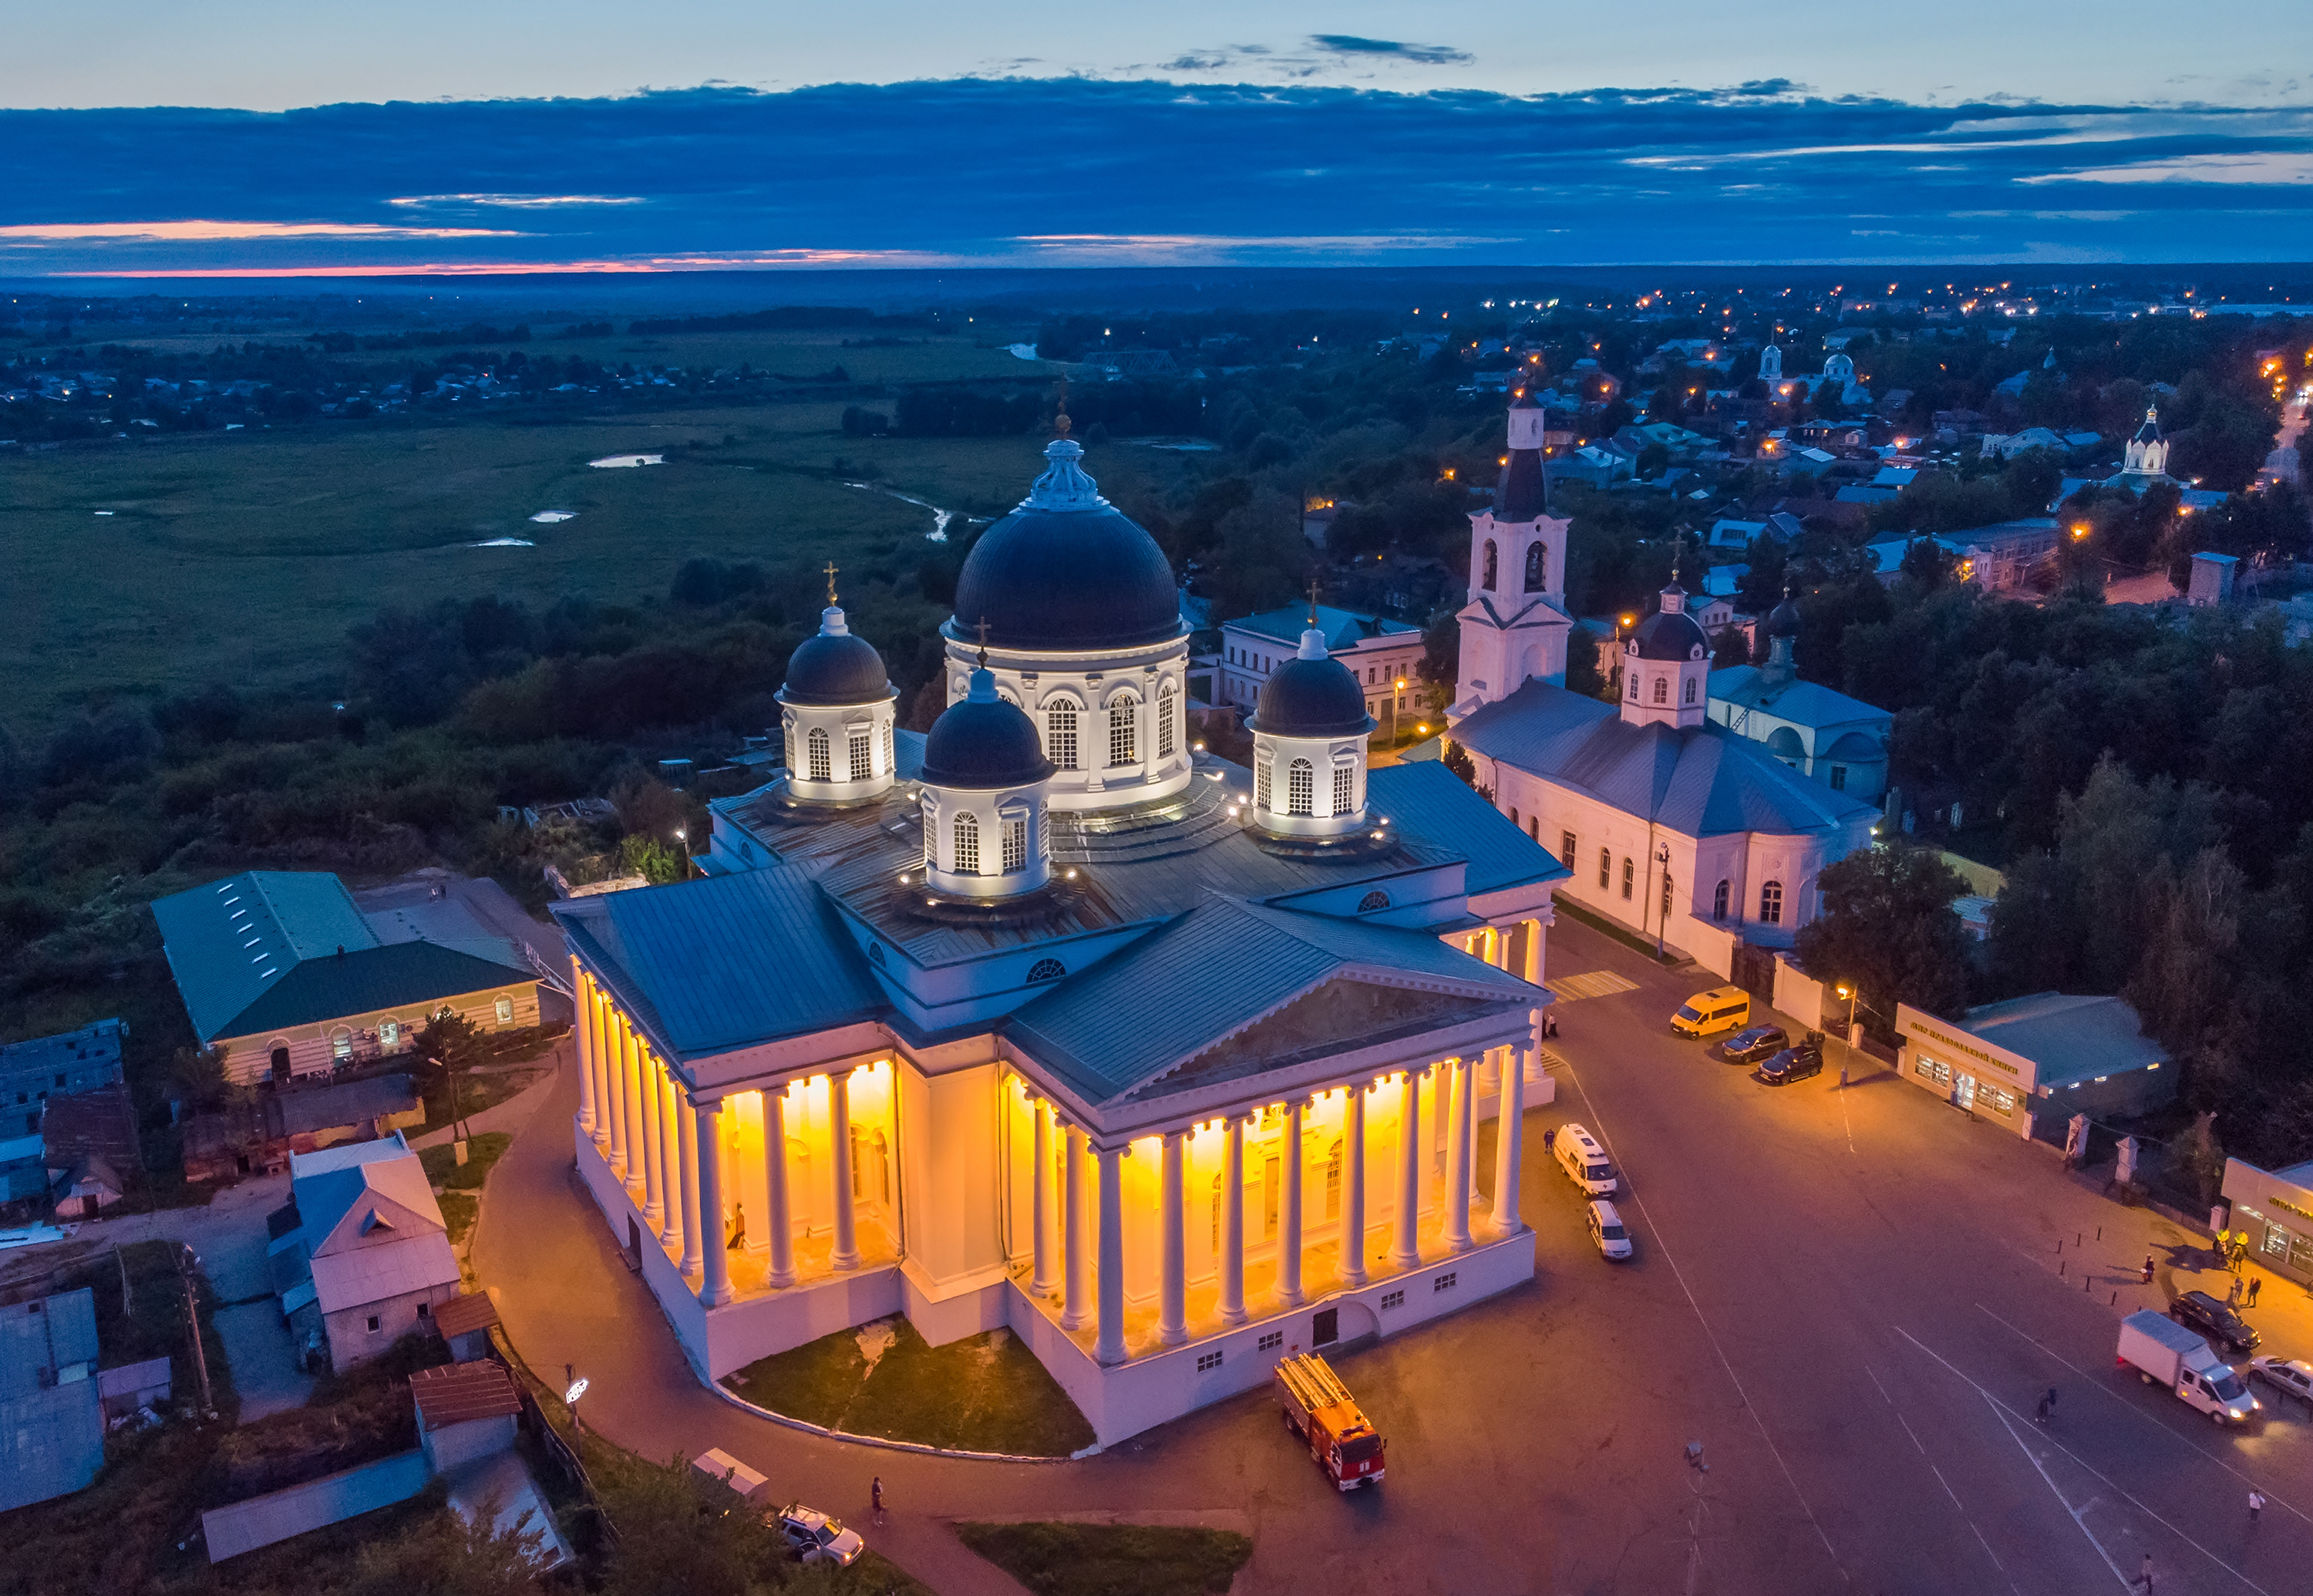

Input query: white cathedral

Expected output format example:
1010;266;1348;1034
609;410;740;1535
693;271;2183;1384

1446;395;1879;974
554;426;1565;1446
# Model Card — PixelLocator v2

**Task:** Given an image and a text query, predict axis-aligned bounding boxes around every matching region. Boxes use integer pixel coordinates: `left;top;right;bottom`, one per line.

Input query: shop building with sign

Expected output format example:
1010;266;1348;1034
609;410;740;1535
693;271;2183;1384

2220;1159;2313;1288
1894;994;2172;1135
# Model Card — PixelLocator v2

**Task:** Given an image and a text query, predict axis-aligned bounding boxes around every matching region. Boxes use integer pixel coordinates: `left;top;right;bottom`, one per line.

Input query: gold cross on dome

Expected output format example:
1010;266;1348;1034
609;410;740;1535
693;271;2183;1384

975;614;992;668
823;561;839;605
1308;578;1321;628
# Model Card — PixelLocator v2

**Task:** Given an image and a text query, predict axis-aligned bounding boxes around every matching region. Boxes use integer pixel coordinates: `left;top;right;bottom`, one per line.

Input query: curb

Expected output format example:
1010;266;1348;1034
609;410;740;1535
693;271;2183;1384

700;1372;1099;1466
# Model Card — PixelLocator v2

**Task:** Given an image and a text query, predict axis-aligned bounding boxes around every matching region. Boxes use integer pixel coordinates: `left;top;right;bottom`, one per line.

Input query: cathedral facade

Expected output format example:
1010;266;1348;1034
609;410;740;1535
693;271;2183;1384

556;433;1565;1446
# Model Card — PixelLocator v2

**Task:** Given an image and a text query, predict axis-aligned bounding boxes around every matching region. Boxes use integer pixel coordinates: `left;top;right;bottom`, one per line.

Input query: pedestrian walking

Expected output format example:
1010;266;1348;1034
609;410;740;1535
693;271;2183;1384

2035;1392;2051;1425
2141;1254;2156;1285
2045;1386;2058;1419
871;1476;884;1524
2228;1275;2244;1306
2247;1276;2261;1307
2249;1489;2266;1523
2140;1551;2154;1591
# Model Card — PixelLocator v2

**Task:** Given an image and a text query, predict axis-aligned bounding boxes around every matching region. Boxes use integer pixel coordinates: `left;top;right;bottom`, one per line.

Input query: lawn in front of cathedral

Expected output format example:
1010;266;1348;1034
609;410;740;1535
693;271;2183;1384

724;1313;1097;1457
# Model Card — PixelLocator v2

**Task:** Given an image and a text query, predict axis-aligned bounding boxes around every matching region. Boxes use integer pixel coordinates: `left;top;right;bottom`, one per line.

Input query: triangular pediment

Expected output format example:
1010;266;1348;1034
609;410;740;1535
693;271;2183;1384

1150;975;1517;1096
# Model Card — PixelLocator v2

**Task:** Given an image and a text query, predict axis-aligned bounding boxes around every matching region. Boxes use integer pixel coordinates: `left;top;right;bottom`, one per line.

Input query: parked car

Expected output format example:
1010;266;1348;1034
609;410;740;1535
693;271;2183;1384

2170;1290;2260;1355
776;1505;864;1566
1671;985;1750;1038
1753;1039;1824;1086
2247;1355;2313;1406
1715;1025;1788;1065
1587;1199;1634;1261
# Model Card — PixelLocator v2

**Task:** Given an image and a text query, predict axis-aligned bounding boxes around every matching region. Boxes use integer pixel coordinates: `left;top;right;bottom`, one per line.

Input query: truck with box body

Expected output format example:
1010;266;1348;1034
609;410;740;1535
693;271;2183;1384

2116;1310;2261;1424
1275;1352;1385;1490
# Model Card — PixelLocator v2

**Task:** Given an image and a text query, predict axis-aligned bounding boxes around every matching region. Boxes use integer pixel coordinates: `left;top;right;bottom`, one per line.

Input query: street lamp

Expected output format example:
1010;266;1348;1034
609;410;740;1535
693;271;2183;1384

1392;678;1406;744
1652;842;1672;957
1835;983;1859;1041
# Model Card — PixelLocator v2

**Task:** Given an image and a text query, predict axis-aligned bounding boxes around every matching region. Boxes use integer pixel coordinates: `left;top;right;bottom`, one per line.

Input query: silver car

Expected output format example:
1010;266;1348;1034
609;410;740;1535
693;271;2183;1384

2248;1356;2313;1408
776;1505;865;1566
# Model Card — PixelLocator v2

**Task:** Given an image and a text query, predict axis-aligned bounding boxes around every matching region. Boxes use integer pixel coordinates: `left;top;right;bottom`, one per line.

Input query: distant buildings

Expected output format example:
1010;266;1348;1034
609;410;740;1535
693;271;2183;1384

0;1020;125;1210
1708;596;1894;803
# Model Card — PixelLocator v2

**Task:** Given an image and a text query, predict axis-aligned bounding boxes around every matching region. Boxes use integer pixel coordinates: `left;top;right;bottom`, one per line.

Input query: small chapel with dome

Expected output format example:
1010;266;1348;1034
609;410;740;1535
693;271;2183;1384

550;425;1566;1445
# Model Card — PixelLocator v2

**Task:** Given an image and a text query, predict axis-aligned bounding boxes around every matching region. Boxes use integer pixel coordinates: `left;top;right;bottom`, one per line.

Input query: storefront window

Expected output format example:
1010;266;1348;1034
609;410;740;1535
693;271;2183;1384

1982;1085;2015;1116
1914;1056;1951;1086
2264;1221;2291;1260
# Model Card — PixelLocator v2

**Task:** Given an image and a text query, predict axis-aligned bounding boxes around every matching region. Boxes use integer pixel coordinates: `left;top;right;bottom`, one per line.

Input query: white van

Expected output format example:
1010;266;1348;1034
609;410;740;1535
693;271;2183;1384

1554;1123;1618;1195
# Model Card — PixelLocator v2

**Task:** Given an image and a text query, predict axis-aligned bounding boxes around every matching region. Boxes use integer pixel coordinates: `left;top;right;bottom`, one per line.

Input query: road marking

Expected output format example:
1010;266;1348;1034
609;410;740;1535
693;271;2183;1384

1550;968;1641;1002
1984;1395;2139;1593
1972;1302;2308;1528
1896;1323;2274;1594
1549;1054;1848;1581
1877;1367;2021;1590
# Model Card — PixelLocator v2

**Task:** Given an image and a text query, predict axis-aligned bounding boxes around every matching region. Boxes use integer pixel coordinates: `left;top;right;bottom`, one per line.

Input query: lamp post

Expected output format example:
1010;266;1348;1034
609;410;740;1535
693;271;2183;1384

674;827;691;879
1652;843;1672;957
1392;678;1406;746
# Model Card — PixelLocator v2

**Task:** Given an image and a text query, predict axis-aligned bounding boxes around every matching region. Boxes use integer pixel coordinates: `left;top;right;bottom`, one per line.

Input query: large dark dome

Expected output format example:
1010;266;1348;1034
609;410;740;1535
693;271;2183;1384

951;439;1183;652
1766;591;1802;638
1249;635;1373;739
921;670;1055;790
1632;588;1710;662
779;607;894;706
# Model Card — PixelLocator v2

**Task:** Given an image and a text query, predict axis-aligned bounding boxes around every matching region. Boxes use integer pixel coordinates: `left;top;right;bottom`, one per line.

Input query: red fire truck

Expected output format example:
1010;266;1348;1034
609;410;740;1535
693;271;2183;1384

1275;1353;1386;1490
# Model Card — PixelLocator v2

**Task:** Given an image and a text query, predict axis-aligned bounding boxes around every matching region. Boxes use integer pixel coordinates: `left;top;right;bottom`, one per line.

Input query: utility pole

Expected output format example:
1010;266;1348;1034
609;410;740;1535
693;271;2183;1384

175;1244;214;1417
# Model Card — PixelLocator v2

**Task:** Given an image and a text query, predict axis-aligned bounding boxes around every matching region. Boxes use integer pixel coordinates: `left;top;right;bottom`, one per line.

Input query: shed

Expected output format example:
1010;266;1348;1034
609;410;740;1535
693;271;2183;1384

96;1355;173;1418
411;1359;521;1472
432;1291;503;1362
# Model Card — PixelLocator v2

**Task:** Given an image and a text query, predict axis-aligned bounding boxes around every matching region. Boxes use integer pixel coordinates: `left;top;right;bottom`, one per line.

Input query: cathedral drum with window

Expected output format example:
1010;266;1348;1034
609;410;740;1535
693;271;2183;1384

548;424;1571;1450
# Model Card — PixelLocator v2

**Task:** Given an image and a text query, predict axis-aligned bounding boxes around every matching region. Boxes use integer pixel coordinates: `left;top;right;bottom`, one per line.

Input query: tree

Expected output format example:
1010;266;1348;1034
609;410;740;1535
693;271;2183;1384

1564;631;1609;700
619;833;686;885
347;1491;547;1596
418;1008;489;1142
598;1455;785;1596
1793;843;1972;1040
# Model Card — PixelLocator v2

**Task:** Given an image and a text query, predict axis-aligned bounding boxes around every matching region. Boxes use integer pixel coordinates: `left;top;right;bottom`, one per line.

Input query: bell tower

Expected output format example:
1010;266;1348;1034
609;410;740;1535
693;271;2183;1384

1449;389;1574;721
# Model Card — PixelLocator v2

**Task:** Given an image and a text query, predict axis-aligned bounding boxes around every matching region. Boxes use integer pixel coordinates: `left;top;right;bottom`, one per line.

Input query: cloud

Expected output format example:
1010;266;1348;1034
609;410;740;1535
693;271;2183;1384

0;220;518;241
388;193;646;208
1308;35;1472;66
0;79;2305;274
2019;152;2313;185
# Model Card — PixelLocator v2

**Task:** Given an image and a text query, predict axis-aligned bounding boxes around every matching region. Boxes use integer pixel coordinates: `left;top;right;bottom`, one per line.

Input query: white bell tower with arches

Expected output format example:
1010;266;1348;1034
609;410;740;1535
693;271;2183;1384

1449;390;1574;723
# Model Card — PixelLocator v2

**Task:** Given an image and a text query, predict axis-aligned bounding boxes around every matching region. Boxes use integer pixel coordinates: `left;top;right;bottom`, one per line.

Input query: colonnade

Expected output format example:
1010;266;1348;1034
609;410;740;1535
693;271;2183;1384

572;962;874;1310
1019;1030;1531;1366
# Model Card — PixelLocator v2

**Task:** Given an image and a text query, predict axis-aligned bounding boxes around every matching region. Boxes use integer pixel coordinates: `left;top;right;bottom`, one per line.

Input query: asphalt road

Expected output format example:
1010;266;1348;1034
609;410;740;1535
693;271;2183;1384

476;915;2313;1594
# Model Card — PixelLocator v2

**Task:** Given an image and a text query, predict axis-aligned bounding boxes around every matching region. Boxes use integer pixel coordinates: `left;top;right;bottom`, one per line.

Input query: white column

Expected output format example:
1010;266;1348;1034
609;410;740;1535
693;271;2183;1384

1095;1146;1126;1365
1030;1096;1055;1296
677;1089;702;1274
601;999;628;1173
1279;1099;1305;1305
696;1101;733;1307
659;1072;685;1252
572;961;597;1136
1219;1115;1247;1324
1159;1130;1187;1345
1446;1057;1474;1254
1061;1126;1089;1330
587;987;611;1151
639;1052;666;1227
1342;1087;1369;1286
1523;916;1544;986
765;1086;796;1288
829;1068;860;1270
621;1020;646;1199
1493;1038;1527;1235
1392;1068;1423;1268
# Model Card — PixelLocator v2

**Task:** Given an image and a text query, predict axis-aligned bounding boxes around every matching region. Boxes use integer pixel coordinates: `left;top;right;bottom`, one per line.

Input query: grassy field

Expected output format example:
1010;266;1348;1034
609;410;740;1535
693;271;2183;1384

0;389;1195;736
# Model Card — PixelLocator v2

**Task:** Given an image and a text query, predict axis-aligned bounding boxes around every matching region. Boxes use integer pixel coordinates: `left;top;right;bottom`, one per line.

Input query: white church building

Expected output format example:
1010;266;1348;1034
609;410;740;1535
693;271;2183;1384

1445;395;1879;978
554;427;1567;1446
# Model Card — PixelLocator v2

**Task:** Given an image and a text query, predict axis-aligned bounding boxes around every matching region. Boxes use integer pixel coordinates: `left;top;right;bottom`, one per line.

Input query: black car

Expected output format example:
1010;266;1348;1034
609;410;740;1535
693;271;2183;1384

1715;1025;1789;1065
2171;1290;2260;1355
1752;1040;1824;1086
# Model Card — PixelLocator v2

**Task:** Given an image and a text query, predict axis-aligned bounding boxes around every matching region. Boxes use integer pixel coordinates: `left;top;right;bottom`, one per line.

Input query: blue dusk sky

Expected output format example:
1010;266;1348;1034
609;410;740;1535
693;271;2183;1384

2;2;2310;274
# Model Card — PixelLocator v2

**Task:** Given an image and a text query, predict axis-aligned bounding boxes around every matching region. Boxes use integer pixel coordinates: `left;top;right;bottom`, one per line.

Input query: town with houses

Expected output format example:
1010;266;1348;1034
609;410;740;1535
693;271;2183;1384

6;261;2313;1594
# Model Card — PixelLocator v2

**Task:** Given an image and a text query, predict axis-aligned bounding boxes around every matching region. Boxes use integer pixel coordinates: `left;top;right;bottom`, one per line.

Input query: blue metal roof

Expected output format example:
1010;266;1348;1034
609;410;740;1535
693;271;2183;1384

1225;602;1419;651
1006;894;1538;1105
555;866;887;1063
151;872;379;1042
0;1289;104;1513
1455;680;1877;837
1709;665;1891;732
1369;760;1569;899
